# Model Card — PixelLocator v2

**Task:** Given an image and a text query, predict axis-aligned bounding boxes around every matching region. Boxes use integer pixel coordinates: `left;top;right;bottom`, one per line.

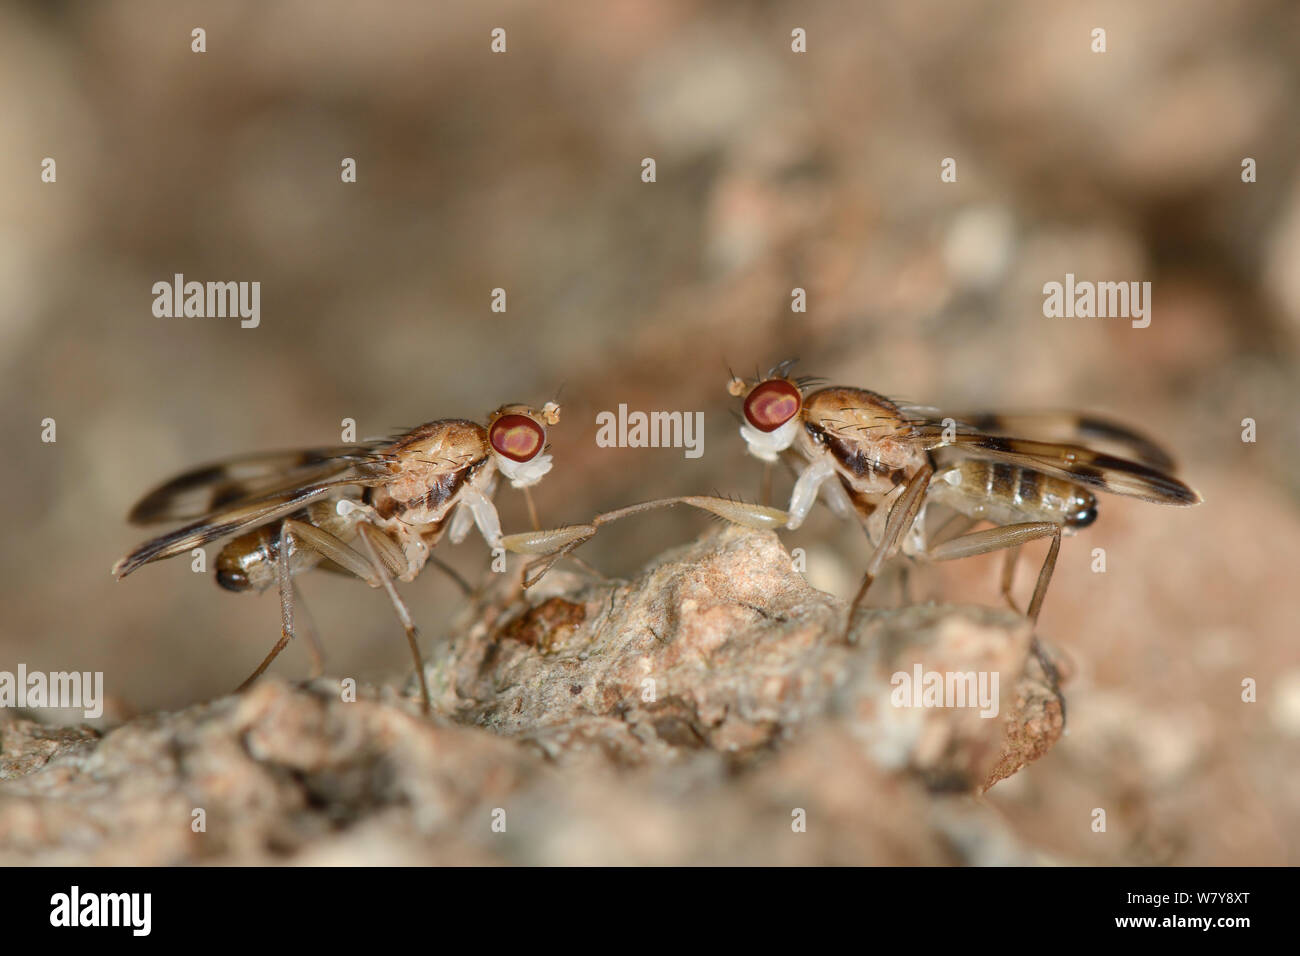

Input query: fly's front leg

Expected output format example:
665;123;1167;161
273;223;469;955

499;495;790;589
500;522;598;588
427;555;474;597
925;521;1062;624
452;484;524;581
458;485;505;552
674;495;789;529
785;455;838;530
500;496;787;554
518;483;604;579
522;485;542;531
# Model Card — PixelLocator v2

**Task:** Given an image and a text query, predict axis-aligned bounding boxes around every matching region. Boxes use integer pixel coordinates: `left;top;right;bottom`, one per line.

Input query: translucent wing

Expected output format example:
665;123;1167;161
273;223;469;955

126;444;388;525
112;479;369;580
936;411;1177;472
908;423;1200;505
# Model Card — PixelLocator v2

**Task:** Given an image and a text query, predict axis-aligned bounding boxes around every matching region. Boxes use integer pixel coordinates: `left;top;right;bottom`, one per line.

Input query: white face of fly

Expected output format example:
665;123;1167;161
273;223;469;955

494;450;553;488
731;377;804;463
486;401;561;490
739;416;801;462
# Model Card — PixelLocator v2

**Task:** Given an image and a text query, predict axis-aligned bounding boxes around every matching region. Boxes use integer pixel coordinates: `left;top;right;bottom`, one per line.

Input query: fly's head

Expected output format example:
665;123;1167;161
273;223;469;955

726;361;814;463
487;401;561;488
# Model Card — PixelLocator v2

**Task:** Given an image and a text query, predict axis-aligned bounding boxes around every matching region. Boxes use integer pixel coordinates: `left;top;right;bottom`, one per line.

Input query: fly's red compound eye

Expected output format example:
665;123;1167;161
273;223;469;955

743;379;802;433
489;414;545;462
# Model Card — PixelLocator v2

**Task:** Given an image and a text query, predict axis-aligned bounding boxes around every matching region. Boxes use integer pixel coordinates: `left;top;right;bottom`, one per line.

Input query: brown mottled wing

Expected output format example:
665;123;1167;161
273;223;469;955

112;480;362;580
127;445;386;524
908;424;1200;505
937;411;1178;472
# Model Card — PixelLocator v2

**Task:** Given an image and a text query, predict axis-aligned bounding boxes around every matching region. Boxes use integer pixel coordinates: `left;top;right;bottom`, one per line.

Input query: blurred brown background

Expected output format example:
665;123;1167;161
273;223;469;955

2;0;1299;863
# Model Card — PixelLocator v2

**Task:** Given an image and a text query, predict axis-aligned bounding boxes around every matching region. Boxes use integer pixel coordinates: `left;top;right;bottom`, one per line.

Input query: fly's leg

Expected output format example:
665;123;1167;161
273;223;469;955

312;532;472;598
674;495;789;528
897;562;914;606
500;501;683;588
499;495;790;589
785;455;839;530
1027;530;1061;623
294;580;326;678
580;495;788;535
515;486;604;580
295;516;436;713
236;520;298;692
929;512;977;547
868;510;981;612
919;511;1027;614
233;515;435;715
289;517;385;582
522;485;542;532
1000;546;1023;614
357;523;432;715
500;522;599;588
565;554;607;580
427;555;474;597
847;463;934;637
925;521;1062;625
236;518;384;693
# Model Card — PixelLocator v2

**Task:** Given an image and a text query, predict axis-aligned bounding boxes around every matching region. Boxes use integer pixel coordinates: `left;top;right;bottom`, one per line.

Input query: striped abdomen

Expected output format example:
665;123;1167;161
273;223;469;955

213;503;448;593
214;500;362;592
931;460;1097;529
215;523;291;592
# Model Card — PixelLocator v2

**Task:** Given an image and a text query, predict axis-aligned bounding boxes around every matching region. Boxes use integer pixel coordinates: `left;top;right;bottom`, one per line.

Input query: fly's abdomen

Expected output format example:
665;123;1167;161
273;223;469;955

215;526;280;592
932;460;1097;528
214;507;335;592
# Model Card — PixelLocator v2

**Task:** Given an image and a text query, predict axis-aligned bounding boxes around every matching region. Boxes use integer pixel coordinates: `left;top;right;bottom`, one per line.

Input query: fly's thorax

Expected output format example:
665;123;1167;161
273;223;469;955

389;418;489;457
932;460;1097;528
366;419;491;524
799;387;928;492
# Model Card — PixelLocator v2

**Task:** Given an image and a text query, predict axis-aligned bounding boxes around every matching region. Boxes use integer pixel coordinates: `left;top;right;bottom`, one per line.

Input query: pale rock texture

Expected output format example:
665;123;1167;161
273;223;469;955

0;527;1062;864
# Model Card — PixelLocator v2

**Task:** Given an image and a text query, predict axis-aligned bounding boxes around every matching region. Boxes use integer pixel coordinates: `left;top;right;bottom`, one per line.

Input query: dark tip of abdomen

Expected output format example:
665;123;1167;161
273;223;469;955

216;568;251;592
1068;502;1098;529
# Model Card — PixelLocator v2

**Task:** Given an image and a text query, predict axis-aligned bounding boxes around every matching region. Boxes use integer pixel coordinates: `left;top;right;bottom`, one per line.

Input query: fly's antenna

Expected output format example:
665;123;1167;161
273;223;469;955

726;361;747;397
771;357;800;379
